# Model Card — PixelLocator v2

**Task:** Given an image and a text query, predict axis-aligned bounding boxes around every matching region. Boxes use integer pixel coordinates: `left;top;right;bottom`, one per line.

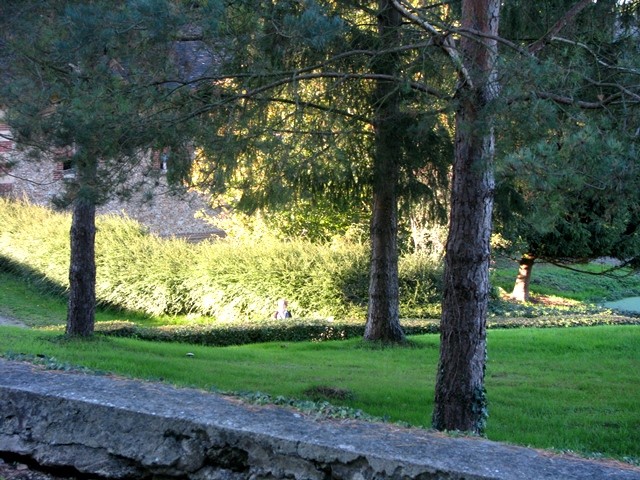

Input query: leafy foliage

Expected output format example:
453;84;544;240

181;0;454;253
1;0;198;202
0;0;212;335
5;199;640;325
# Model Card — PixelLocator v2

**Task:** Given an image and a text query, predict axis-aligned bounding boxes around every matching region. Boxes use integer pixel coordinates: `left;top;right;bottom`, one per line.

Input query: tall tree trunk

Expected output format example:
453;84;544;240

66;162;97;337
511;253;536;302
432;0;500;434
364;0;405;343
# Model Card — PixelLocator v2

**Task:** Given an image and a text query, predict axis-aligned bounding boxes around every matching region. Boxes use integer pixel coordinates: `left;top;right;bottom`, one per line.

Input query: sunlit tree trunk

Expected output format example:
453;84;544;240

433;0;500;434
510;253;536;302
364;0;405;343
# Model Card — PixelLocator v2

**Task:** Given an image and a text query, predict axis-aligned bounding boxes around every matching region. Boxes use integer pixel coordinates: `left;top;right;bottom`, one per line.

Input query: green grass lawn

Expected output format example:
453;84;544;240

3;202;640;468
2;267;640;464
1;324;638;464
0;271;166;327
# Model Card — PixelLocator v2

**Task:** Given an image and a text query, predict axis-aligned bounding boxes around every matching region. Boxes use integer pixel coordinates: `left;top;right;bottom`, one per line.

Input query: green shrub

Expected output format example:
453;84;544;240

399;254;443;318
0;199;443;320
86;315;640;347
0;198;70;295
95;218;198;315
90;318;441;346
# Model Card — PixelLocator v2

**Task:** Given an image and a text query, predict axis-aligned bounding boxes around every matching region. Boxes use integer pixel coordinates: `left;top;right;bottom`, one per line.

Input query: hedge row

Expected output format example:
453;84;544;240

0;199;442;321
82;314;640;347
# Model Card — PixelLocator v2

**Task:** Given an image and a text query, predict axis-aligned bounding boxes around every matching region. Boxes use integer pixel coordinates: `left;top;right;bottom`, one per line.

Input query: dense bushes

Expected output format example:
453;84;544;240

0;199;442;320
0;199;71;295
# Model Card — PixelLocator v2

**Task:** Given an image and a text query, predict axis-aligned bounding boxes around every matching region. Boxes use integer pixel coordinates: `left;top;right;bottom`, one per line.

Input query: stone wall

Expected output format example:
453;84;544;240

0;120;223;239
1;359;639;480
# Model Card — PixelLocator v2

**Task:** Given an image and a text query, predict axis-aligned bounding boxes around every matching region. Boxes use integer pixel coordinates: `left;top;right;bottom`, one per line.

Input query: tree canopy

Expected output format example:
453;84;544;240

1;0;202;334
493;0;640;300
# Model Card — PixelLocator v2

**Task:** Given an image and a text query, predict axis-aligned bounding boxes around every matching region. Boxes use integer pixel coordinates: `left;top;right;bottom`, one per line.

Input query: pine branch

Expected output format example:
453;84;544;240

249;96;374;126
528;0;594;55
177;70;449;124
542;257;640;277
550;36;640;76
391;0;474;88
532;90;628;109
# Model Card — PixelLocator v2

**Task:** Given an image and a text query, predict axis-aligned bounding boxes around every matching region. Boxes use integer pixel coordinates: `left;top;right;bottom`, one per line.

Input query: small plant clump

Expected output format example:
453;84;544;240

232;391;375;422
302;385;355;401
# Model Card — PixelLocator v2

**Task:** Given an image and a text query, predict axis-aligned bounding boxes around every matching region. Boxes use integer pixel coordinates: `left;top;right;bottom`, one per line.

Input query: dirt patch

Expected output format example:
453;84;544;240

498;291;581;308
528;294;582;307
0;314;27;328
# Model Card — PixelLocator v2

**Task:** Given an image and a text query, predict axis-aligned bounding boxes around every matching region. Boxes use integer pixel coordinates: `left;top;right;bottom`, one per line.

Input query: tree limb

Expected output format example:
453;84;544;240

390;0;474;88
551;36;640;76
542;257;640;277
177;70;450;123
528;0;594;55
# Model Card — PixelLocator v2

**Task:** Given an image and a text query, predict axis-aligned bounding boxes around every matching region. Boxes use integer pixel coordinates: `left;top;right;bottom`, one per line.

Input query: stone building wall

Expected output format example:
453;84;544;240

0;119;224;240
0;120;13;197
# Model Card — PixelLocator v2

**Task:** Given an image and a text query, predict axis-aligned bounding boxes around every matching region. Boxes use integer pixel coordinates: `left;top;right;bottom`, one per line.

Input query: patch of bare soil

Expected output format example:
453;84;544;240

498;290;580;308
0;314;27;328
527;294;581;307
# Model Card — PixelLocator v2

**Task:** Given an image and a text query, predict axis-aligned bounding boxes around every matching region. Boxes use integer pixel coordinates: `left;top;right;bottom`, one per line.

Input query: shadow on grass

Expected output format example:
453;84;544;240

0;255;154;327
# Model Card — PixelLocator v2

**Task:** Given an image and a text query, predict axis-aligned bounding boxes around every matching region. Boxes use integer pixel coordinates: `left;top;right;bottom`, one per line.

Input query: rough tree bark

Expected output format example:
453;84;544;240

364;0;405;343
65;161;97;337
432;0;500;434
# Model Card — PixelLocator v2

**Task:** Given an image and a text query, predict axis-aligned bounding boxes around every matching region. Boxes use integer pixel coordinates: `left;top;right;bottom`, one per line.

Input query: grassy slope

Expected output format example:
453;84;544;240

1;268;640;463
491;259;640;303
0;271;163;327
1;324;638;463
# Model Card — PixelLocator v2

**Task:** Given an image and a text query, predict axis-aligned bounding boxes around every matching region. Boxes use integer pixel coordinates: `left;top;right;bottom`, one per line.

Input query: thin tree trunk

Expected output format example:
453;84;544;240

432;0;500;434
66;165;97;337
511;253;536;302
364;0;405;343
366;170;404;341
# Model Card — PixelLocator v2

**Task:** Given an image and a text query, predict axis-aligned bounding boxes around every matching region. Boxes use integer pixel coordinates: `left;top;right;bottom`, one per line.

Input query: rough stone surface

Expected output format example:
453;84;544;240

0;456;80;480
1;143;223;239
1;360;639;479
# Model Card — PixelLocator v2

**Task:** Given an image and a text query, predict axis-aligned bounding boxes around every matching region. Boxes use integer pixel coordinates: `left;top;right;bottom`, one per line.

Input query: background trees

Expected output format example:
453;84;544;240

184;0;454;343
495;0;640;301
1;0;199;335
2;0;639;435
387;0;639;432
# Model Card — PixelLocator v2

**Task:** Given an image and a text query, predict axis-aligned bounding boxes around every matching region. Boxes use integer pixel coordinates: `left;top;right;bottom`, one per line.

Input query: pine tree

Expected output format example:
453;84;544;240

1;0;199;336
186;0;454;342
494;0;640;301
